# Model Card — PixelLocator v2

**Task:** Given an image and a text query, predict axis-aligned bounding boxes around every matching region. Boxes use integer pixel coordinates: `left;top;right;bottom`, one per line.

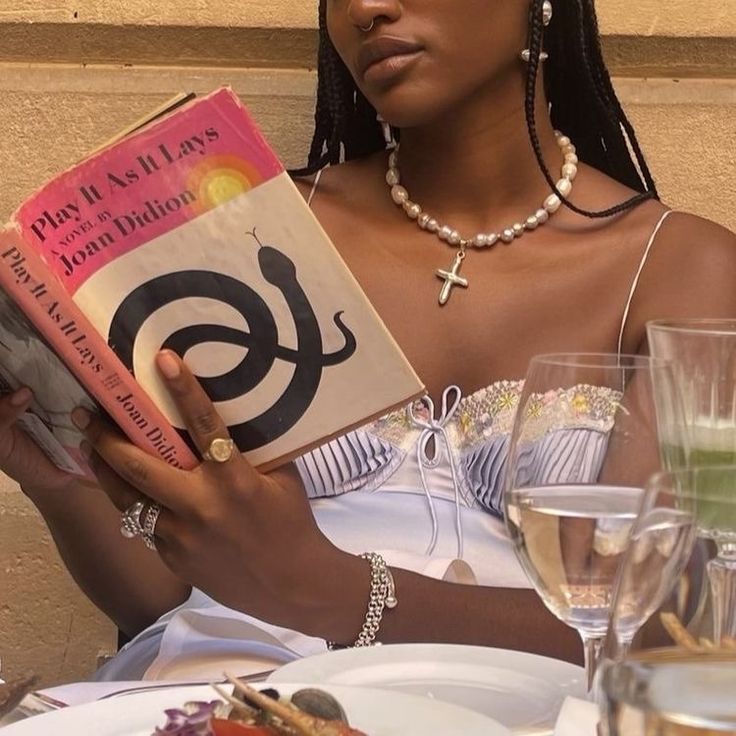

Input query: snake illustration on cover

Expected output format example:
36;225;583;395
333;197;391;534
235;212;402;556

109;231;357;451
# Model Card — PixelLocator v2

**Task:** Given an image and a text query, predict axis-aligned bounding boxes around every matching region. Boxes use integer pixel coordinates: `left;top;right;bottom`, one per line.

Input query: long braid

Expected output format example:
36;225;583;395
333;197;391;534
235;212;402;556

292;0;356;174
546;0;658;197
292;0;382;176
551;0;648;190
561;0;634;183
525;0;656;217
347;88;386;160
573;0;657;193
295;0;659;222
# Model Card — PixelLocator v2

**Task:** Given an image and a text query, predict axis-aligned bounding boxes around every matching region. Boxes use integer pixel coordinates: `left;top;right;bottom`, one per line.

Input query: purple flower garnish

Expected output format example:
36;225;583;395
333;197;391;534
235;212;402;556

152;700;224;735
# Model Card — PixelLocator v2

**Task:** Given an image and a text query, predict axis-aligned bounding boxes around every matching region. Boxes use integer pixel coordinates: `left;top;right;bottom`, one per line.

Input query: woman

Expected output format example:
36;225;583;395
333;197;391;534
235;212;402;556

3;0;734;679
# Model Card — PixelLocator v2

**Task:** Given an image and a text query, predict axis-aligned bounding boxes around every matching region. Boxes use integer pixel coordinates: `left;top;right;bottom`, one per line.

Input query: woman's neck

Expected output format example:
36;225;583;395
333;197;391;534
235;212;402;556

394;77;563;230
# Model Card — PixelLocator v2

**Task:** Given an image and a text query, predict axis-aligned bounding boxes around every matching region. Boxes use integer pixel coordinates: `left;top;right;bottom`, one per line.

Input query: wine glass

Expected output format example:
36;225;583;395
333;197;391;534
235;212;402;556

648;319;736;641
504;354;680;689
600;467;736;736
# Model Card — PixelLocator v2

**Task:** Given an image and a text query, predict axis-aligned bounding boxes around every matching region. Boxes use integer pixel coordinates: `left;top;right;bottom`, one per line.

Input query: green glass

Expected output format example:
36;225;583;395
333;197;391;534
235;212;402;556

648;320;736;544
661;445;736;538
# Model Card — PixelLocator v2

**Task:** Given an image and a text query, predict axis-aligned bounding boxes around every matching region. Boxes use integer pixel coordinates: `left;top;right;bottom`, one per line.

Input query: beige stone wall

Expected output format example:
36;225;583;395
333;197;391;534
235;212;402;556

598;0;736;36
0;0;734;686
3;0;733;34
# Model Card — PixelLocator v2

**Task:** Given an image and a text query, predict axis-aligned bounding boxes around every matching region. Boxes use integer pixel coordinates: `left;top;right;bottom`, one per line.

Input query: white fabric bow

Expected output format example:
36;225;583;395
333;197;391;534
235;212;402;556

410;385;465;558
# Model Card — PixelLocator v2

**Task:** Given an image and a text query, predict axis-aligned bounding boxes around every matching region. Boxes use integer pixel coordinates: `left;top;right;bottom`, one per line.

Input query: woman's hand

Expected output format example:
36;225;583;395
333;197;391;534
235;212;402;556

72;350;368;638
0;387;79;495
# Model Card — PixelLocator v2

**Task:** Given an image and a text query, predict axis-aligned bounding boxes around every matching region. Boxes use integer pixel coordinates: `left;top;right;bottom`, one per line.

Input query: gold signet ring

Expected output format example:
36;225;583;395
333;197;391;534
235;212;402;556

203;437;236;463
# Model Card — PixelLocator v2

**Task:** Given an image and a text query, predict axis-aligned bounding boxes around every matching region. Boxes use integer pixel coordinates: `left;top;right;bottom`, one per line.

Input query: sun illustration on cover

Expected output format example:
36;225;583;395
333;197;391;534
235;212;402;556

187;155;266;214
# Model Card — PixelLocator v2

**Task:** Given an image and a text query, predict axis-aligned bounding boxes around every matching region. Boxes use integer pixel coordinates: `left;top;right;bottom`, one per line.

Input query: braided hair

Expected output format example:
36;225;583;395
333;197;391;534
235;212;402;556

294;0;658;217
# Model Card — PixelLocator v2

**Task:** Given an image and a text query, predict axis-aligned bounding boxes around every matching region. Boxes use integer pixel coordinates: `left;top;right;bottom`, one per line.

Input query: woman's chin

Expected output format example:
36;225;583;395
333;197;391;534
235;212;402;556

371;91;449;131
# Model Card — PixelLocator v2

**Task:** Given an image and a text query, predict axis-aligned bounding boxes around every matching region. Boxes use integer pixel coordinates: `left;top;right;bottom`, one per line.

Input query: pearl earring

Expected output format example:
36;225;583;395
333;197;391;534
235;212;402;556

542;0;553;25
520;49;549;63
521;0;552;63
377;115;397;150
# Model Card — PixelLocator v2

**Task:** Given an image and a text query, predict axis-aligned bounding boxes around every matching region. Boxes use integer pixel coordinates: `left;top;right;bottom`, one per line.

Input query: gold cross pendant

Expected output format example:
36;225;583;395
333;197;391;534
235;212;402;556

436;250;468;305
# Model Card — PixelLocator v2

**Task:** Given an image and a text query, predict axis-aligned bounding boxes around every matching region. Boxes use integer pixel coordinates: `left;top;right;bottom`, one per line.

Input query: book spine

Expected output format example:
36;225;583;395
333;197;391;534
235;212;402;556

0;231;198;470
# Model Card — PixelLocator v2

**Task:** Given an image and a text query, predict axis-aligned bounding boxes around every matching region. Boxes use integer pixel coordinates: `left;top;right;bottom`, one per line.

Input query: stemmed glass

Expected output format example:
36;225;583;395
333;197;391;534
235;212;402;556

504;354;680;689
648;319;736;641
600;468;736;735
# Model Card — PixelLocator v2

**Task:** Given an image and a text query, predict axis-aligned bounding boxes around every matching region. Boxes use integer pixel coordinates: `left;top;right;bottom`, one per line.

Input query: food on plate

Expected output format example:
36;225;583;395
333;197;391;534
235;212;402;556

660;612;736;654
152;677;367;736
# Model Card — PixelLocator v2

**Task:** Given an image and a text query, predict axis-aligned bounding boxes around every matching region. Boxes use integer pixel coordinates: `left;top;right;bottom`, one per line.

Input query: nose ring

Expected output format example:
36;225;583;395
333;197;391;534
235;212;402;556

359;20;375;32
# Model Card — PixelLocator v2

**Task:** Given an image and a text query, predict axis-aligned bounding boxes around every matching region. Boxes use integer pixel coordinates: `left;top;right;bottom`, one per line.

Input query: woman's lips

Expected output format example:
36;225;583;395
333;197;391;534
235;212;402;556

357;37;424;83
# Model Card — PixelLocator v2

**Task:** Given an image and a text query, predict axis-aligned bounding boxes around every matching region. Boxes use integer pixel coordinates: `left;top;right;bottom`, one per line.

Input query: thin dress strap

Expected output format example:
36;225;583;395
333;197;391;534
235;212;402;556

306;167;326;208
617;209;674;355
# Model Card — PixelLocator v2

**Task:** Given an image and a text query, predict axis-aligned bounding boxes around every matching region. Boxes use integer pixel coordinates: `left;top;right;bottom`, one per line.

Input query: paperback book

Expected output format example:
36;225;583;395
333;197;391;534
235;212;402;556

0;88;423;476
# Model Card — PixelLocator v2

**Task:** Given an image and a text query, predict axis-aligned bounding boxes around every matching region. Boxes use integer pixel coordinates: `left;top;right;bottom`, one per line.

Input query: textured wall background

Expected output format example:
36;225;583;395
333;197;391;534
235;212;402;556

0;0;734;686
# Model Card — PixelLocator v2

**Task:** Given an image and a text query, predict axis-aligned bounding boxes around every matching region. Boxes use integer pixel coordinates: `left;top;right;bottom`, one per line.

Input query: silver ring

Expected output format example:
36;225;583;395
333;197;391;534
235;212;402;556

120;500;146;539
202;437;236;464
359;20;374;32
142;503;162;551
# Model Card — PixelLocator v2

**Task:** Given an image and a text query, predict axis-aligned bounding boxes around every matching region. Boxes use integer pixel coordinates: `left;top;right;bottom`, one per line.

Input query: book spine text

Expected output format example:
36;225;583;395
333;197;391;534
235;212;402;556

0;231;197;470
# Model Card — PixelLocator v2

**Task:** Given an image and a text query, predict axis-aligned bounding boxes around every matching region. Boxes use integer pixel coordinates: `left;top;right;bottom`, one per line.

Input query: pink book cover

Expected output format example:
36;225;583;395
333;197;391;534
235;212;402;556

12;88;423;470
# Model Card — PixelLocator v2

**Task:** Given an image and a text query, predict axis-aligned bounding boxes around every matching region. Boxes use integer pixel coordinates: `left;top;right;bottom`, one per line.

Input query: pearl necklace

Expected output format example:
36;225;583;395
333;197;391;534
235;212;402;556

385;132;579;304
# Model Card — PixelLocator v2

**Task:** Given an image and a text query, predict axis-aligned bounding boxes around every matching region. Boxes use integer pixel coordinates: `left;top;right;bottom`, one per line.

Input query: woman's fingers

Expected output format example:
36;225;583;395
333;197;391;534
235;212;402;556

155;351;253;480
72;407;191;513
83;441;148;512
89;452;175;548
7;387;32;408
0;388;33;428
0;388;82;492
156;351;231;454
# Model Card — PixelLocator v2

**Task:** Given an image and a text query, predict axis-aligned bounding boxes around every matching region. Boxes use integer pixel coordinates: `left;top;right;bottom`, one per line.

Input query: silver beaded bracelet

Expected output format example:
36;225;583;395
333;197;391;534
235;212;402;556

328;552;397;649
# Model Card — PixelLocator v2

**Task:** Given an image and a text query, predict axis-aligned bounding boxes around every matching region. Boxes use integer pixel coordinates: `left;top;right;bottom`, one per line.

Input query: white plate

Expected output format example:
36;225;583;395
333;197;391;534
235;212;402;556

269;644;586;730
0;682;509;736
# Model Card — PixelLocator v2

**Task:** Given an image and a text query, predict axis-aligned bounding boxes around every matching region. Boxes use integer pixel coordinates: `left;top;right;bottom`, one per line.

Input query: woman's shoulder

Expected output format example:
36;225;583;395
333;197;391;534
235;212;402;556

574;164;735;272
628;207;736;334
650;208;736;281
562;163;735;348
658;209;736;251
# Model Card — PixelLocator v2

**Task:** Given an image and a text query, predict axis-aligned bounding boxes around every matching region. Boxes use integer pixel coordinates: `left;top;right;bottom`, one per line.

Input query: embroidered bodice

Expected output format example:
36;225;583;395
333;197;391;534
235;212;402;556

296;381;622;530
